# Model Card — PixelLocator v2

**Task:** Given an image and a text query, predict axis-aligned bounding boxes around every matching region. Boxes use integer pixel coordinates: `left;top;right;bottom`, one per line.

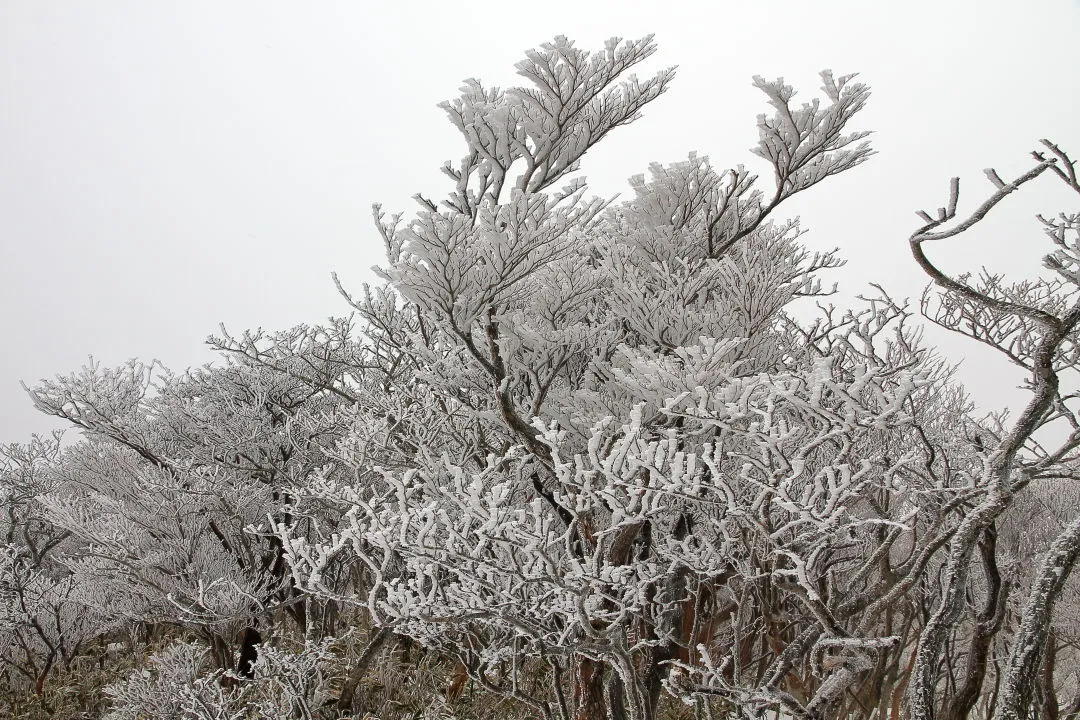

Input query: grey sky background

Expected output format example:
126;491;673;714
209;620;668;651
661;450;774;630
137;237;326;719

1;0;1078;443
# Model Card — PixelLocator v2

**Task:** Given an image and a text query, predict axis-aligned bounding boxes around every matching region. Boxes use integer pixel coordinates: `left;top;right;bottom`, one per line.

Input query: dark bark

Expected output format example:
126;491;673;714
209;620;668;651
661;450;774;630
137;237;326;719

573;656;607;720
235;625;263;679
907;155;1068;720
996;513;1080;720
943;525;1008;720
606;671;629;720
209;632;233;674
1040;635;1059;720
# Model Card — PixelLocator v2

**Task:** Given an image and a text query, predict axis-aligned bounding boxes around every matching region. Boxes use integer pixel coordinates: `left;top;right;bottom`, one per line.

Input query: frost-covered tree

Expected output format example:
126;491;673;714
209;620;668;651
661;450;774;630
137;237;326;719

274;35;975;720
0;433;98;707
8;31;1078;720
102;637;343;720
278;35;1080;720
23;343;360;679
906;141;1080;720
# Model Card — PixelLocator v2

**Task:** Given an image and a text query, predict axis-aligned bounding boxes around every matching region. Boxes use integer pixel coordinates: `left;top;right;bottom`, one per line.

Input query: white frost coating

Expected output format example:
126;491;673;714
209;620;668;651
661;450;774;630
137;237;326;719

22;31;1077;720
271;50;939;718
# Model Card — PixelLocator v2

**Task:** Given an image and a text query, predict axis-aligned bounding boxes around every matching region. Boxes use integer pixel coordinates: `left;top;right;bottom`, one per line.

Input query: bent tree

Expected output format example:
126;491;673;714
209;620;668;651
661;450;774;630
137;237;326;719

907;142;1080;720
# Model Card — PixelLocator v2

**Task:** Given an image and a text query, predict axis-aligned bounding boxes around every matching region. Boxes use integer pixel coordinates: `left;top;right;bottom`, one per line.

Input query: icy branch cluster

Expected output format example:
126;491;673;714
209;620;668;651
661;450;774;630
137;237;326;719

4;35;1080;720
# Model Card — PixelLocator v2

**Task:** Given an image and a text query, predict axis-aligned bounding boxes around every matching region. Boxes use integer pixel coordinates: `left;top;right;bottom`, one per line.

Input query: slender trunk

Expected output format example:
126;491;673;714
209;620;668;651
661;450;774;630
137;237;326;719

606;670;629;720
1041;634;1059;720
995;513;1080;720
906;264;1067;720
336;627;391;713
910;483;1012;720
890;647;918;720
547;655;573;720
33;653;54;696
210;632;233;674
943;526;1007;720
269;494;308;633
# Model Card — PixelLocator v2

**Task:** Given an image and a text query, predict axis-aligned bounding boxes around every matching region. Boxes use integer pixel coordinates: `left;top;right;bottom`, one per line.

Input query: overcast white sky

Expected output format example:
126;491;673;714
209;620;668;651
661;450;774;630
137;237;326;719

2;0;1078;443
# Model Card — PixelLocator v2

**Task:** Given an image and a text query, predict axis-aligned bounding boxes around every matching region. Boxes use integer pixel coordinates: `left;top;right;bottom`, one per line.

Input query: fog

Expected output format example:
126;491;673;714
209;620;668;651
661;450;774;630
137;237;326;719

2;0;1077;442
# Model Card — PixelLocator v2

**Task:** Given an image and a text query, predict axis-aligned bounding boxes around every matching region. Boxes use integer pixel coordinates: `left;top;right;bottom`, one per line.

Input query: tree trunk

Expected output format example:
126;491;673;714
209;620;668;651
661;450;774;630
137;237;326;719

606;670;629;720
573;656;607;720
1040;634;1059;720
943;525;1007;720
209;631;233;675
909;486;1011;720
336;627;391;713
995;513;1080;720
